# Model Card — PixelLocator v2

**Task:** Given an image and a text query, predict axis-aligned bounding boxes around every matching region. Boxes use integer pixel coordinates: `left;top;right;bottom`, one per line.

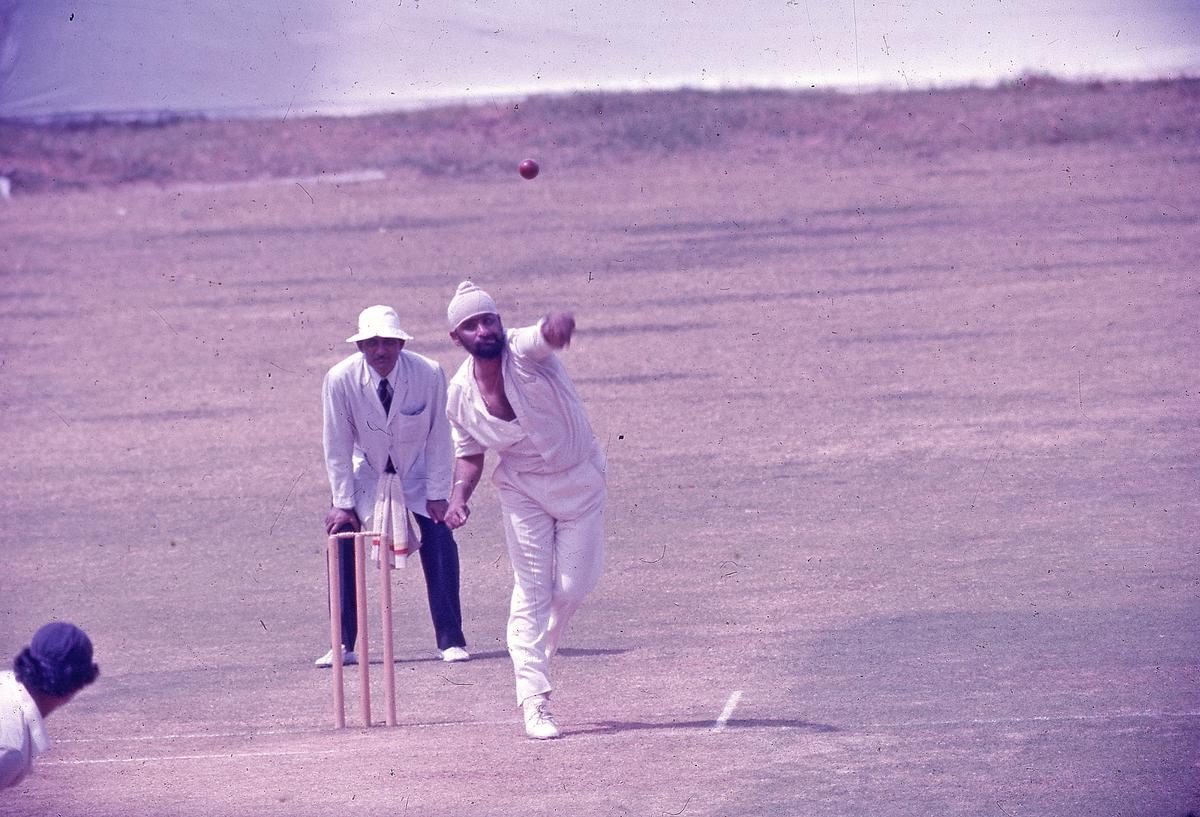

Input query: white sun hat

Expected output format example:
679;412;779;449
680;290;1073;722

345;305;414;343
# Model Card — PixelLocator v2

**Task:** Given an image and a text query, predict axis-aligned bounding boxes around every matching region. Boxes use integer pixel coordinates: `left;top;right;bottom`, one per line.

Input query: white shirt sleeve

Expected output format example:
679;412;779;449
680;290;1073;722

0;699;31;791
321;368;358;510
446;383;487;459
508;319;553;361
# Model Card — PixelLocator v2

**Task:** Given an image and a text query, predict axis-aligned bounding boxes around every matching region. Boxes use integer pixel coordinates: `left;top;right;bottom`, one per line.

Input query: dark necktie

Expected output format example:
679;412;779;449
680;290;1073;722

378;378;393;415
379;378;396;473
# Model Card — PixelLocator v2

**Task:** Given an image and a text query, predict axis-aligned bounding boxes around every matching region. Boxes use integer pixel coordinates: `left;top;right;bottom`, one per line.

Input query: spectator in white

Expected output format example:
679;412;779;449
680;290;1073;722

319;305;469;666
443;281;606;740
1;622;100;789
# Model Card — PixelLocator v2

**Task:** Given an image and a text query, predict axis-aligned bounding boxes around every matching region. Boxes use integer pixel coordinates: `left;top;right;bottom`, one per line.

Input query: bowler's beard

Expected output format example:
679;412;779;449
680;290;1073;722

472;336;504;359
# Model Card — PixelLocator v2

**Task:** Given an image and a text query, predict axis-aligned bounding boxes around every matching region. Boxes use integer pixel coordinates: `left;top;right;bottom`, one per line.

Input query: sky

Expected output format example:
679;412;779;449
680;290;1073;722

1;0;1198;119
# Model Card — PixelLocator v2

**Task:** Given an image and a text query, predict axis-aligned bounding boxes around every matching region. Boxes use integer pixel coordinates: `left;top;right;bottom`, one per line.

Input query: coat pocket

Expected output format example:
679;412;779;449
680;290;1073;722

392;406;429;442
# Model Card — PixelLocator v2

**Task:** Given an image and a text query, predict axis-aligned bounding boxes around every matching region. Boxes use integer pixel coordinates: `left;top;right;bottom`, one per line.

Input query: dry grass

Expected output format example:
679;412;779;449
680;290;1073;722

1;80;1197;816
1;78;1197;192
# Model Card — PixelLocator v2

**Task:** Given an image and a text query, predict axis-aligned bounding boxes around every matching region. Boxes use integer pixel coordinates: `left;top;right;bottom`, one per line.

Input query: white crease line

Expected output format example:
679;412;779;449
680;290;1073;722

862;710;1200;730
42;748;343;766
51;708;1200;755
59;726;334;744
57;719;514;745
712;690;743;733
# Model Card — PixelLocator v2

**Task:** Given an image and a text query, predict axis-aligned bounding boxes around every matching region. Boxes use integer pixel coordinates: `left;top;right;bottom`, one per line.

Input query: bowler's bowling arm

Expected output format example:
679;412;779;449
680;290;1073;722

446;454;485;530
540;311;575;348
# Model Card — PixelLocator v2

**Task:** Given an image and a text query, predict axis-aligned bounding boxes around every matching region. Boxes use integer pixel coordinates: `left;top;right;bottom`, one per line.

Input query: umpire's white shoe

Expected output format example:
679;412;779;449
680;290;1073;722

440;647;471;663
314;647;358;667
522;695;561;740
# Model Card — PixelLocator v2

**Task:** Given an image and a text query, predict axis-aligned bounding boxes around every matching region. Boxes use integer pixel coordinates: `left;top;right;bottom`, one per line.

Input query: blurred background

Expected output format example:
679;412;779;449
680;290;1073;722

2;0;1198;120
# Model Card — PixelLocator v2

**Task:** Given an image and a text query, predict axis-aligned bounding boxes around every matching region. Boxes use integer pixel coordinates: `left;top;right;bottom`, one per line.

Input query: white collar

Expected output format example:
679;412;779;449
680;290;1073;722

362;357;400;389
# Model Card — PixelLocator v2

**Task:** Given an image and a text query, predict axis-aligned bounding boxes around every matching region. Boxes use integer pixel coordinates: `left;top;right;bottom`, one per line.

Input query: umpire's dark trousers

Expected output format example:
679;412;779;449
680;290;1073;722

331;513;467;652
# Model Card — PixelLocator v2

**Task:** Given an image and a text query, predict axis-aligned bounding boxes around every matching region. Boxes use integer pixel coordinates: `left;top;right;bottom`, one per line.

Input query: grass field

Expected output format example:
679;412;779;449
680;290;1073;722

1;80;1198;816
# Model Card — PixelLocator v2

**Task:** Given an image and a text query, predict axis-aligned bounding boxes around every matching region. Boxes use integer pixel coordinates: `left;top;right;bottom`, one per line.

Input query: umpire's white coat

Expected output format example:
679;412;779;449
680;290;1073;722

322;350;453;523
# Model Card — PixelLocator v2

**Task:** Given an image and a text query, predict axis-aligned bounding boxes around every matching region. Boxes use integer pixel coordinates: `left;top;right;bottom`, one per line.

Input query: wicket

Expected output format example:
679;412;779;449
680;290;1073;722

326;530;397;728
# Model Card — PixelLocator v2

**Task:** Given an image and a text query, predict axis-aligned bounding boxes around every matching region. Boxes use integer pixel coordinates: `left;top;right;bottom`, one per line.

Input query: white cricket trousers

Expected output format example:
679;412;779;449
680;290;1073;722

494;452;606;705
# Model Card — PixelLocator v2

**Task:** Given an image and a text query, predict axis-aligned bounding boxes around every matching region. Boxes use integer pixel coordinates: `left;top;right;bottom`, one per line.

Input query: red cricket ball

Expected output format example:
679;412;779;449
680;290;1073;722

518;159;539;180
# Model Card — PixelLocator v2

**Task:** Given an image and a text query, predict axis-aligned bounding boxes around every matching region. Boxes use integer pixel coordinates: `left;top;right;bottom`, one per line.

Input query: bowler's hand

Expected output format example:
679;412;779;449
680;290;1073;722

541;311;575;348
325;506;361;535
444;503;470;530
426;499;449;524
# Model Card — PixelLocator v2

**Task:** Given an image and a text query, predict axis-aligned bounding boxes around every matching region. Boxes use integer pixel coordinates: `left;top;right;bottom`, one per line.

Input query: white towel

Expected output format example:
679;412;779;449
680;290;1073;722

370;472;420;568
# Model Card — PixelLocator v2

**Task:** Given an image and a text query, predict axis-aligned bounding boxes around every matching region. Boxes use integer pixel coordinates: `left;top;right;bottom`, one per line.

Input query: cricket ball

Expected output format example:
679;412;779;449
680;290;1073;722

518;159;539;180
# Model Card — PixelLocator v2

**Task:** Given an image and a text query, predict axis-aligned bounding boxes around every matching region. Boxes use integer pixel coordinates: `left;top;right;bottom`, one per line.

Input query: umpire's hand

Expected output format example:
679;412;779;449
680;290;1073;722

324;506;361;535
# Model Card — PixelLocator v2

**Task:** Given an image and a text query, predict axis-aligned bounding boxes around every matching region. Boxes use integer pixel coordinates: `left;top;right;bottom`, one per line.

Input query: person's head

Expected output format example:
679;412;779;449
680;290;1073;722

447;281;504;360
346;305;413;376
14;622;100;716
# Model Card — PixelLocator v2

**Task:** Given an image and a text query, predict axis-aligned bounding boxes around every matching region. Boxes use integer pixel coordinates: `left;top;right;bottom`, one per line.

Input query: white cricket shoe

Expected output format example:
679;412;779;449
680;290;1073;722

440;646;471;663
314;647;358;667
522;695;561;740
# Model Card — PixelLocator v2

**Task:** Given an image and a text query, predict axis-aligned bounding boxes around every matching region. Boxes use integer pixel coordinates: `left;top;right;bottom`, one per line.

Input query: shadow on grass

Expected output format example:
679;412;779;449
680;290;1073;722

571;717;839;736
556;646;630;658
355;646;629;665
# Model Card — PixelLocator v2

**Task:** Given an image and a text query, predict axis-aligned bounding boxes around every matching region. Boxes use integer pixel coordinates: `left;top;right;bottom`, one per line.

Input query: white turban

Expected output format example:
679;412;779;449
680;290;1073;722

447;280;498;330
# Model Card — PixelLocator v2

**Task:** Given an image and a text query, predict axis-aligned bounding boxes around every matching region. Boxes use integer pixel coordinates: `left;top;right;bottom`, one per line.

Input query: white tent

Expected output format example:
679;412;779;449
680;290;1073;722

1;0;1196;121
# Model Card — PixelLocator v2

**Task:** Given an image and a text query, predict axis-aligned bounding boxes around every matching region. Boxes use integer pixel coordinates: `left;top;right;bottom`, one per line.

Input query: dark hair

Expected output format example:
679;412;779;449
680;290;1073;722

13;622;100;698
